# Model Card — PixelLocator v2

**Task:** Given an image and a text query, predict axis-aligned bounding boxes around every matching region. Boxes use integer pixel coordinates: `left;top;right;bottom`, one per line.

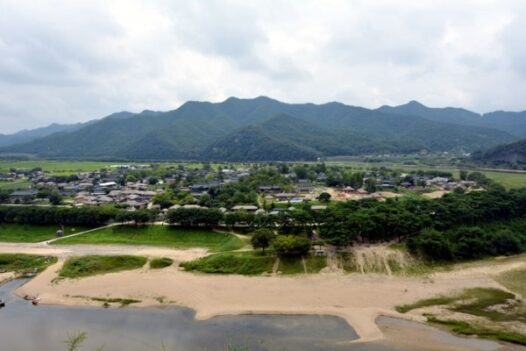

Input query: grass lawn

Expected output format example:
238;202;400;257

0;224;92;243
180;251;274;275
52;225;246;252
59;255;147;279
0;253;57;274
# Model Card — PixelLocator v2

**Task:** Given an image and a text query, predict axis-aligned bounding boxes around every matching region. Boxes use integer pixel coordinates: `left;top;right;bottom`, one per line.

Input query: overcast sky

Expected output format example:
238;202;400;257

1;0;526;133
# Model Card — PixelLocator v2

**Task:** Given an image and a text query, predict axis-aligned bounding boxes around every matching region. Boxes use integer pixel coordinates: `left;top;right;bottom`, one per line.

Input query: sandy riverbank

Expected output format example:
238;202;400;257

14;255;524;346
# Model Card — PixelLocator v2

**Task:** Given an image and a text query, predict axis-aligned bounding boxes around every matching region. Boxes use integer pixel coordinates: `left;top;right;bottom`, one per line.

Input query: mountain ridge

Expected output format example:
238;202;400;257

1;97;523;161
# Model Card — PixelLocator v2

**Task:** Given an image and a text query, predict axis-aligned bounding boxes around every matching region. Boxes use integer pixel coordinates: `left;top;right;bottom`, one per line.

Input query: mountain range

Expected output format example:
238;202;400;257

1;97;525;161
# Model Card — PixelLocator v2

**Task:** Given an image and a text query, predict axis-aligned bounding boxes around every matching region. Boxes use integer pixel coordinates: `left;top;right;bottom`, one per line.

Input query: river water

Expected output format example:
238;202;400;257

0;279;508;351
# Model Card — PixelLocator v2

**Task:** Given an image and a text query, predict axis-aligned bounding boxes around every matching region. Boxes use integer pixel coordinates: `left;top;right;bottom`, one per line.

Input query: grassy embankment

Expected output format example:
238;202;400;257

52;225;247;252
0;253;57;274
59;255;147;279
0;224;92;243
180;251;327;275
396;285;526;346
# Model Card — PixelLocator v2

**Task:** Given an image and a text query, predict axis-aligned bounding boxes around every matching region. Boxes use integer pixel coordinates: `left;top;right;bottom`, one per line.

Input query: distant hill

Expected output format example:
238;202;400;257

0;121;94;148
472;138;526;168
0;97;519;161
378;101;526;137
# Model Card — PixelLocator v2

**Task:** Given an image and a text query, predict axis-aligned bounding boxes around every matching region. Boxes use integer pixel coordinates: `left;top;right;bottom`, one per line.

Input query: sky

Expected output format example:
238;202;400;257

1;0;526;134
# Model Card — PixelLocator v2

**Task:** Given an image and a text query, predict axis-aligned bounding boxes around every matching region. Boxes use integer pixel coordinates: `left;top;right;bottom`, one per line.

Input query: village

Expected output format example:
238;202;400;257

0;163;482;214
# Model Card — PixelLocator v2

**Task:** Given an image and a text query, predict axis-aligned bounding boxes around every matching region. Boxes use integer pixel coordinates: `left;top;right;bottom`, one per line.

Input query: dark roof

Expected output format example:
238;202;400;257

10;189;38;197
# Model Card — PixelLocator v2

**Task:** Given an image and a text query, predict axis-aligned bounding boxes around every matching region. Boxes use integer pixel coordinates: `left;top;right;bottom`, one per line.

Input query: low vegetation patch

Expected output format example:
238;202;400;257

180;252;274;275
0;224;91;243
397;287;526;346
278;256;305;274
427;317;526;346
150;257;173;269
59;255;147;279
52;225;246;252
91;297;141;307
396;296;458;313
0;253;57;274
305;255;327;273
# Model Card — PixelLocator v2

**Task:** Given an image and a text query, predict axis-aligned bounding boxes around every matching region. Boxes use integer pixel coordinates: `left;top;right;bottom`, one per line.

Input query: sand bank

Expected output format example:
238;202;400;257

15;258;523;344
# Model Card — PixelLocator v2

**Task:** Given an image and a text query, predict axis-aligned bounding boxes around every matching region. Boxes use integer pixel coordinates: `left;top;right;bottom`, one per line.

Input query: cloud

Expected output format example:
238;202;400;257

0;0;525;133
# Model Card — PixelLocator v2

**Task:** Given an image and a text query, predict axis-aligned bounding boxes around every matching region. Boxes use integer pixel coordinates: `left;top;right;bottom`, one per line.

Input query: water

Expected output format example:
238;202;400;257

0;279;405;351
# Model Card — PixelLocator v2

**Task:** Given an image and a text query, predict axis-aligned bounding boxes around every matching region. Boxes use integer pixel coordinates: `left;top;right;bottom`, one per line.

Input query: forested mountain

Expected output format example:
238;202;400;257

472;138;526;168
378;101;526;137
0;121;93;147
0;97;519;161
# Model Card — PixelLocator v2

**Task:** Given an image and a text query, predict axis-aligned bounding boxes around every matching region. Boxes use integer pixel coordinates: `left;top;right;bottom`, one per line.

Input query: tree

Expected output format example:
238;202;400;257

148;177;159;185
318;192;331;203
49;191;63;205
250;228;275;253
272;235;311;256
365;178;377;193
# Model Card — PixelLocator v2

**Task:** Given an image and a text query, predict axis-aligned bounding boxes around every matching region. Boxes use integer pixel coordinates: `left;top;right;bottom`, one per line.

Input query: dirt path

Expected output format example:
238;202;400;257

44;222;122;244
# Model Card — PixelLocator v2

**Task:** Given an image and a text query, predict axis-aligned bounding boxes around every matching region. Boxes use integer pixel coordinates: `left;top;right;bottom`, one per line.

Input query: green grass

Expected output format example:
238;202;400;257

0;160;115;175
52;225;246;252
150;257;173;269
59;255;147;279
427;317;526;346
452;288;523;322
396;296;458;313
278;256;305;274
305;255;327;273
497;269;526;298
91;297;141;307
180;252;274;275
0;224;92;243
0;179;31;190
0;253;57;274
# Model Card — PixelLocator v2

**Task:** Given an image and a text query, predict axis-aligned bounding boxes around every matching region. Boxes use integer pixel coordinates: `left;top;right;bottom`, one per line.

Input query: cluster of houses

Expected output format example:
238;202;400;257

2;164;482;212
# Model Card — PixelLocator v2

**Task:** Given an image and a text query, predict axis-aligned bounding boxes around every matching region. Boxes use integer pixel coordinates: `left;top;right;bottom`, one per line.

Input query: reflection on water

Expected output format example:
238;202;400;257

0;279;403;351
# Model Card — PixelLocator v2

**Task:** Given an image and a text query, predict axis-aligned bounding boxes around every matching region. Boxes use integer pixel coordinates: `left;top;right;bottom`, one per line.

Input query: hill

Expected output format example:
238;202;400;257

472;138;526;168
0;121;94;148
0;97;517;161
378;101;526;137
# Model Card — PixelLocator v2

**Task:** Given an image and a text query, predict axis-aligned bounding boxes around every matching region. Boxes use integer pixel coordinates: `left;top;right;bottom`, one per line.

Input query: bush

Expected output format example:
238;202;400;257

180;252;274;275
272;235;311;257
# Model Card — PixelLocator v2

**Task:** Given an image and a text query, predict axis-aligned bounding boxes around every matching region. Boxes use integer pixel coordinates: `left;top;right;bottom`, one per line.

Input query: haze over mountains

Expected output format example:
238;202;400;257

1;97;525;161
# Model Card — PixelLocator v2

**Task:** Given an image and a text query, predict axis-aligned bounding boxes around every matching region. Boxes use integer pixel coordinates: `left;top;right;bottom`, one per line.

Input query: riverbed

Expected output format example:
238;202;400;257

0;279;511;351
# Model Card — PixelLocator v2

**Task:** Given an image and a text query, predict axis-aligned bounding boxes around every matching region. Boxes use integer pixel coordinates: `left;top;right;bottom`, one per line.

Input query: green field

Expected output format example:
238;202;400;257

0;253;57;274
59;255;147;278
0;224;92;243
52;225;247;252
0;160;116;175
0;179;31;190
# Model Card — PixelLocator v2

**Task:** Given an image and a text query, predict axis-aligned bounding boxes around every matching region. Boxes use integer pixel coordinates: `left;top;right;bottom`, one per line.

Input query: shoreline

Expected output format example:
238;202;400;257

12;259;518;345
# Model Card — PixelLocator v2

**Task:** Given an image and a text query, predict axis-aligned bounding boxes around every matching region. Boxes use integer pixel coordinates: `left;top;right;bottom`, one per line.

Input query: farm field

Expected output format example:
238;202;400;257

52;225;247;252
0;224;92;242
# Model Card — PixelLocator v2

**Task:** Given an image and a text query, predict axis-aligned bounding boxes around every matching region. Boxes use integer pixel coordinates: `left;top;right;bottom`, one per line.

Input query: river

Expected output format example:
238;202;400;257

0;279;508;351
